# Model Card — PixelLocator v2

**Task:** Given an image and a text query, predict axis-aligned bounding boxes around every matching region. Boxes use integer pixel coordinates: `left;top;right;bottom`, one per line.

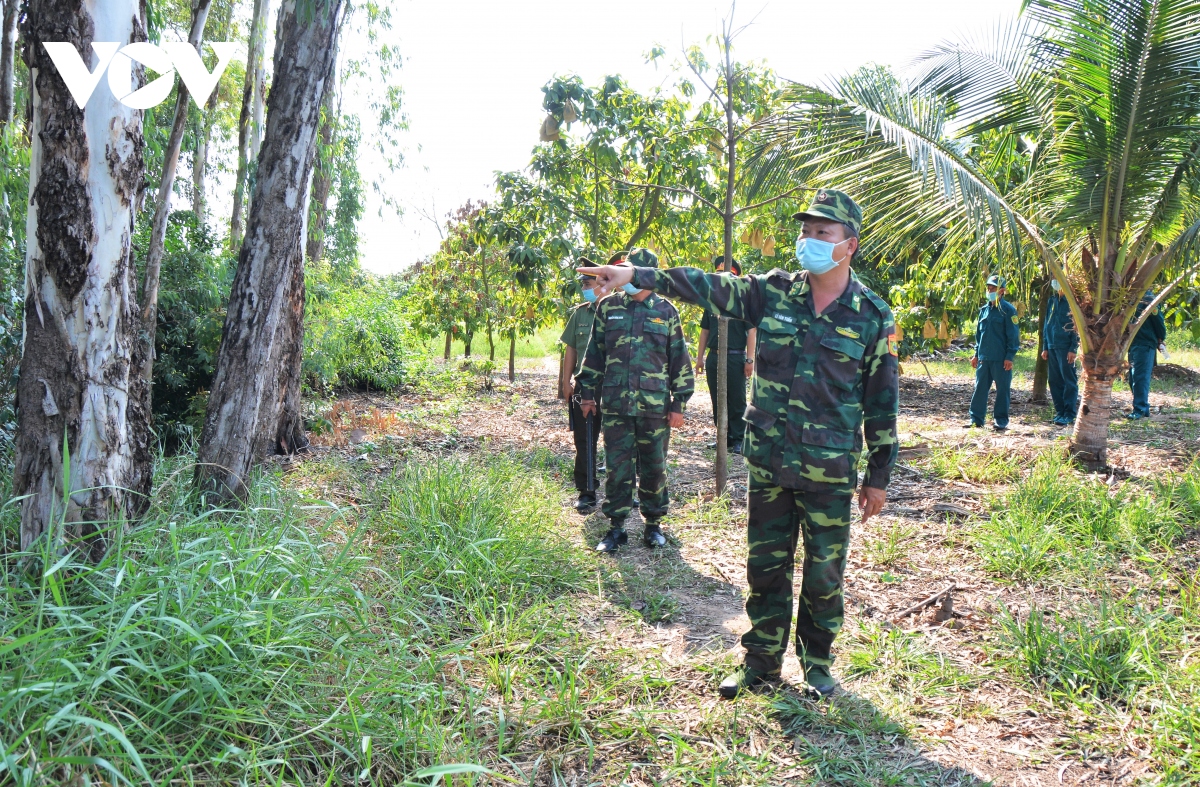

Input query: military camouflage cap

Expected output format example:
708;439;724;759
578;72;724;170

625;247;659;269
986;274;1007;288
793;188;862;236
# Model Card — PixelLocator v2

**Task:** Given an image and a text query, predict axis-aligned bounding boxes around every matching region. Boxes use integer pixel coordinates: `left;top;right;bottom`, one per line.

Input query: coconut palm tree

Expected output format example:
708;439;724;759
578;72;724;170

749;0;1200;467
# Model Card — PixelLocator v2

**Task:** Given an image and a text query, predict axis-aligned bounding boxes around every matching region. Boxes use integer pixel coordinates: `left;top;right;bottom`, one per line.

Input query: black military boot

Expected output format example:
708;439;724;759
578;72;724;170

595;525;628;553
575;493;597;513
642;522;667;548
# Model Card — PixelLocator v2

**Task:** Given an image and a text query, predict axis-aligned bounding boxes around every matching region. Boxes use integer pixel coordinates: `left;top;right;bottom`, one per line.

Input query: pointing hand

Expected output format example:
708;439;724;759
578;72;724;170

578;265;633;297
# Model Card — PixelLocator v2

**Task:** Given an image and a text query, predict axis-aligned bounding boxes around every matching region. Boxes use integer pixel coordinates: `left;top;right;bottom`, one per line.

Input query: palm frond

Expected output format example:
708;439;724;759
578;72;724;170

911;16;1054;138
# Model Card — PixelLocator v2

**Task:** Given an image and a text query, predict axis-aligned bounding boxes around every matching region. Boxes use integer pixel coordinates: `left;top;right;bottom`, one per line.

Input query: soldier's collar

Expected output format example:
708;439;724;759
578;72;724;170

795;270;864;312
840;273;865;313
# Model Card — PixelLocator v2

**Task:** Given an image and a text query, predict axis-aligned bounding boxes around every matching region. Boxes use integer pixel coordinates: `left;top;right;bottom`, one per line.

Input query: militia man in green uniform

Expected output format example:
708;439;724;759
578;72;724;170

560;257;602;513
695;256;757;455
582;191;899;698
577;248;695;553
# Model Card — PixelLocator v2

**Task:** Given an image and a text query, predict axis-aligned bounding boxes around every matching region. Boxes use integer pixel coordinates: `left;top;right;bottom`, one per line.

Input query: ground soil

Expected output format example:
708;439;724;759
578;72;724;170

305;357;1200;786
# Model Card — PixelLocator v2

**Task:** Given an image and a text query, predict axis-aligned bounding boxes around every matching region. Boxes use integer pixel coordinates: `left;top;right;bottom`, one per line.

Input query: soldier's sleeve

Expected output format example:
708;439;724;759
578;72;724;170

667;310;695;414
974;309;983;357
862;305;900;490
1065;305;1080;354
632;266;766;324
1151;309;1167;345
559;307;579;346
576;304;606;401
1006;305;1020;362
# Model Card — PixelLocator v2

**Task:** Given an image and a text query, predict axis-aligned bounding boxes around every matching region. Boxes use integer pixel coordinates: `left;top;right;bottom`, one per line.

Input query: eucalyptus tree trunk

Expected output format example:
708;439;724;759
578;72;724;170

0;0;17;128
305;55;337;264
230;0;269;248
140;0;215;386
1030;277;1050;404
196;0;346;502
14;0;151;556
191;89;217;220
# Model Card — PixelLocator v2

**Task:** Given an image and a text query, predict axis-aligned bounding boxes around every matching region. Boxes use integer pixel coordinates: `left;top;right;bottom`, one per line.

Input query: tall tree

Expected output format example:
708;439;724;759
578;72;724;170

0;0;17;128
14;0;151;555
754;2;1200;467
196;0;346;502
140;0;216;388
305;50;337;264
662;10;805;495
229;0;269;248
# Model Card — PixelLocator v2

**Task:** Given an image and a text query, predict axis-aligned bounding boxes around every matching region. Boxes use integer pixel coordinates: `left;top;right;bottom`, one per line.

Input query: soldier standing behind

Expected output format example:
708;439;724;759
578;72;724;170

577;248;695;553
694;256;757;455
1041;279;1079;426
560;257;602;512
1127;290;1167;420
967;274;1020;431
579;190;899;699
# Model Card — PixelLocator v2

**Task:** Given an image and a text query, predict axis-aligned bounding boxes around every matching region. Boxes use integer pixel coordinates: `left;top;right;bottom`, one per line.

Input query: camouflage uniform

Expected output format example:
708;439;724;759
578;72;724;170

577;249;694;526
630;191;899;674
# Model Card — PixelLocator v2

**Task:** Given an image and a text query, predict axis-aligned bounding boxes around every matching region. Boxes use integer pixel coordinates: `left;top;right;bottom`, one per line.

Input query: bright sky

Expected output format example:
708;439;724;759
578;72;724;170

355;0;1021;275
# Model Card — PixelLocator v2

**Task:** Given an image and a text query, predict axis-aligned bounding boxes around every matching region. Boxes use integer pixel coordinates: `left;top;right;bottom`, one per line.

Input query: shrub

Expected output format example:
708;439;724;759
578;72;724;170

304;267;424;391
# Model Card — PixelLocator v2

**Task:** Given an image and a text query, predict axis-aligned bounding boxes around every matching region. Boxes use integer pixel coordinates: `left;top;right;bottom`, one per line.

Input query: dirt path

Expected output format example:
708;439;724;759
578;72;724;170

311;358;1199;785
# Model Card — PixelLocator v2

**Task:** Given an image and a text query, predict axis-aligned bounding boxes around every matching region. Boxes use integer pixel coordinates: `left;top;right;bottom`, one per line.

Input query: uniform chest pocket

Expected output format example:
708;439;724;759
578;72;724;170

642;319;670;345
818;333;866;392
604;315;629;346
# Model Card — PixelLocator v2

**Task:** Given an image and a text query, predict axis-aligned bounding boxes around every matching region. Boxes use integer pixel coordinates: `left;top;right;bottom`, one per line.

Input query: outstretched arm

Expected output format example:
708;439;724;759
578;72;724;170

582;265;765;324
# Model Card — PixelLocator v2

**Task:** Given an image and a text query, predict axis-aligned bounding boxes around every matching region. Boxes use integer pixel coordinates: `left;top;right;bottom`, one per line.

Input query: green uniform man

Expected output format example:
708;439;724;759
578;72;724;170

560;257;602;513
577;248;695;552
580;191;899;698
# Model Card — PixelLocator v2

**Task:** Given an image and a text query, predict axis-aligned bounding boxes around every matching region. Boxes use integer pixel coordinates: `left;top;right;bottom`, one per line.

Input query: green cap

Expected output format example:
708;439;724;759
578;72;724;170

575;256;598;282
793;188;862;235
625;247;659;269
986;274;1007;288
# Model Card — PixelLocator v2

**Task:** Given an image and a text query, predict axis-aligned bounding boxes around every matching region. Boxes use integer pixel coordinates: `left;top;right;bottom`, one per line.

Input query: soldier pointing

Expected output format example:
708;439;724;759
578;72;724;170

580;190;899;699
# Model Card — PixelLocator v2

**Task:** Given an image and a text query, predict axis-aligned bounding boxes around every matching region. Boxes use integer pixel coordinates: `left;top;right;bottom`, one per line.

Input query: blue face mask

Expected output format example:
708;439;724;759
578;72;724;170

1050;279;1061;292
622;283;643;296
986;291;1000;303
795;236;851;275
582;287;598;303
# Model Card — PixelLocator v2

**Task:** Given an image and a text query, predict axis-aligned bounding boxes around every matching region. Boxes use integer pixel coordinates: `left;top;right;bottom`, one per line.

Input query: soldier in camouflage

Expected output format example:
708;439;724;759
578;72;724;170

581;191;899;699
577;248;695;552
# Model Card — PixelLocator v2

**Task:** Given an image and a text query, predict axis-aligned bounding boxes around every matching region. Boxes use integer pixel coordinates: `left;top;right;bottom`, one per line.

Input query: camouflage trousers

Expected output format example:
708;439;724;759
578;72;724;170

742;467;853;673
601;414;670;524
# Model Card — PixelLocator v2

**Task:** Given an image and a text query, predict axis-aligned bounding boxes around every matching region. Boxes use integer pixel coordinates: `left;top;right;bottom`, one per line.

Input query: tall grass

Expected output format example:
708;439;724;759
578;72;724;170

970;455;1196;582
0;453;584;785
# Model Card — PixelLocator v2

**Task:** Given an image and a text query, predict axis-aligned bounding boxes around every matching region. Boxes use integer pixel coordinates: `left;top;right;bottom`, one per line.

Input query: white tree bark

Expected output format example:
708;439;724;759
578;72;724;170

196;0;345;502
16;0;151;556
